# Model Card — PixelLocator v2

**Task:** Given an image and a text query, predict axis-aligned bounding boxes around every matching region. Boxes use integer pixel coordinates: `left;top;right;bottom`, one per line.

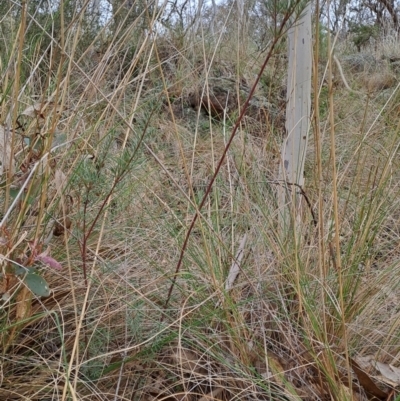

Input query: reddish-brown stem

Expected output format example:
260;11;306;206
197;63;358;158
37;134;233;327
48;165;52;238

163;13;294;311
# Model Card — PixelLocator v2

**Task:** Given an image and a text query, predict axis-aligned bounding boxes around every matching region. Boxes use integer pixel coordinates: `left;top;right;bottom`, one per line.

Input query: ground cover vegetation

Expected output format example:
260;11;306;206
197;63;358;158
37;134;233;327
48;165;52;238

1;0;400;400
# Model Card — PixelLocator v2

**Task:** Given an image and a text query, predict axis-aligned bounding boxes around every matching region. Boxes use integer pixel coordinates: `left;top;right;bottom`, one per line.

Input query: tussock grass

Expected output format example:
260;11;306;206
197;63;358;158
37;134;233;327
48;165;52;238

1;1;400;401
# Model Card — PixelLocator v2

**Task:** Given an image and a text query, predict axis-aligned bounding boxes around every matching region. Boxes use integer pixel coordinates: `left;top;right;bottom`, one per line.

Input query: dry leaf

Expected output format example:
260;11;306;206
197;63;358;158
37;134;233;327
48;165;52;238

21;104;40;118
54;169;67;194
21;101;62;119
171;347;206;375
252;349;286;386
354;355;374;371
36;248;62;270
198;387;223;401
349;358;388;400
53;217;72;236
374;361;400;385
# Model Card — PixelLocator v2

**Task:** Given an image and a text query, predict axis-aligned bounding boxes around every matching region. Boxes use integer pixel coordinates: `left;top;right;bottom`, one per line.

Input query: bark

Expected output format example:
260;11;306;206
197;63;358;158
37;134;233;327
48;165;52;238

278;2;312;233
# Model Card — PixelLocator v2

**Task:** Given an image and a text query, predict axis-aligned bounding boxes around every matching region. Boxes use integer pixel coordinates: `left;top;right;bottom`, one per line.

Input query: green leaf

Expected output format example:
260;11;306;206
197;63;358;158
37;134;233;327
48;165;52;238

13;264;30;275
24;273;50;297
9;188;20;200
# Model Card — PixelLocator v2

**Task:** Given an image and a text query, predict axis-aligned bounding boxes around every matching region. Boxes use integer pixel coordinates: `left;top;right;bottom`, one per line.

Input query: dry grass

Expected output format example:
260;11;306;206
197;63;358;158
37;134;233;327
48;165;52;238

1;2;400;401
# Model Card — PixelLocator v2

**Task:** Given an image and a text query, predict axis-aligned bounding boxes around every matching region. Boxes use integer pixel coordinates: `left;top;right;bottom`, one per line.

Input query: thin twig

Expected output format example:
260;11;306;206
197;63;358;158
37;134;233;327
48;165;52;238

163;11;295;311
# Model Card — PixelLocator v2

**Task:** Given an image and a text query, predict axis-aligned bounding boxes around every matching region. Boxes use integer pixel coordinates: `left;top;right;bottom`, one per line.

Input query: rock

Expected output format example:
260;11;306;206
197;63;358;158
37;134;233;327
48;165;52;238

188;77;244;118
187;77;283;132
